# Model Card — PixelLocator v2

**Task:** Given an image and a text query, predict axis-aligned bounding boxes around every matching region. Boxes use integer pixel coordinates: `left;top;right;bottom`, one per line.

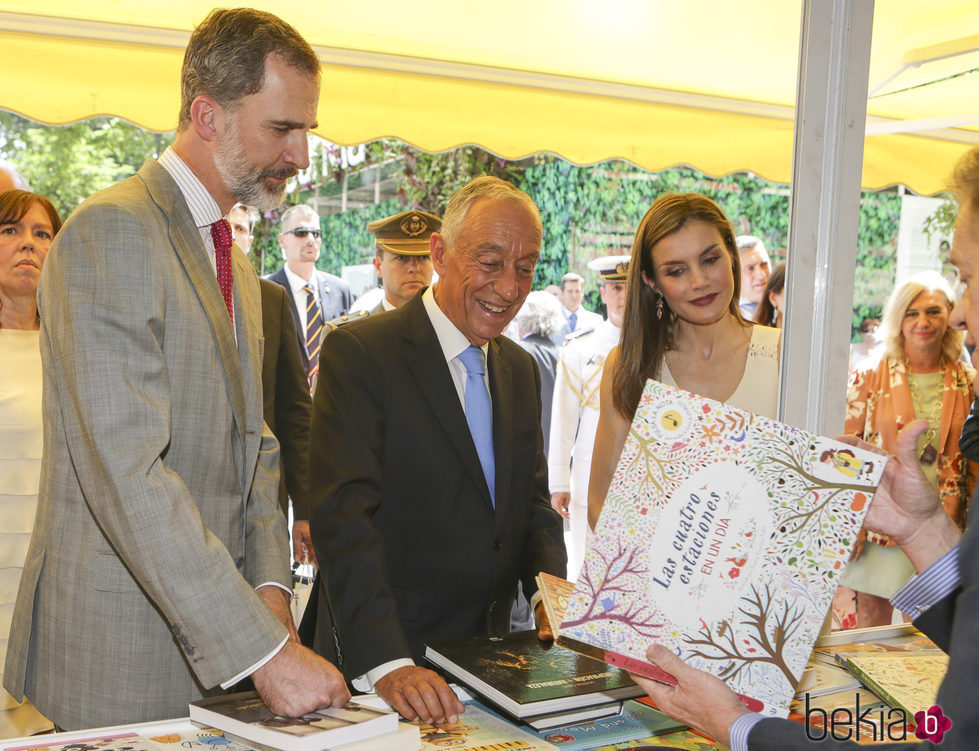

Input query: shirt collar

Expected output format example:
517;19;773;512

157;147;222;229
284;264;314;294
422;285;489;363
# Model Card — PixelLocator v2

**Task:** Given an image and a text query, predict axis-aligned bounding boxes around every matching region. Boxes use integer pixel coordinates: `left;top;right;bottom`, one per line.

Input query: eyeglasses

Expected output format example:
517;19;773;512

285;228;321;239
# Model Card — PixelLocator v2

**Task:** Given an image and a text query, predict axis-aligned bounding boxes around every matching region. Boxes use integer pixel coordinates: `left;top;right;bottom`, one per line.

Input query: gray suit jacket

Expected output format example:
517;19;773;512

3;160;291;730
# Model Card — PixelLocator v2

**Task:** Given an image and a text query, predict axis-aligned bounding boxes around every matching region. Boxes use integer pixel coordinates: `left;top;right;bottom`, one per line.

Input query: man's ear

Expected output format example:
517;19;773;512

430;233;448;275
372;255;383;279
190;96;221;142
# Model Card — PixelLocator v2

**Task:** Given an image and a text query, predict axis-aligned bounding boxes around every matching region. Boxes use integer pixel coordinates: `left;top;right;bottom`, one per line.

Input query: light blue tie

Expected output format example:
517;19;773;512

458;345;495;506
568;311;578;332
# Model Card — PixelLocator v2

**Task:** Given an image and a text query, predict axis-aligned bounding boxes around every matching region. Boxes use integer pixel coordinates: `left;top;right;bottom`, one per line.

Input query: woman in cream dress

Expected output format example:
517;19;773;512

0;190;61;737
588;193;780;529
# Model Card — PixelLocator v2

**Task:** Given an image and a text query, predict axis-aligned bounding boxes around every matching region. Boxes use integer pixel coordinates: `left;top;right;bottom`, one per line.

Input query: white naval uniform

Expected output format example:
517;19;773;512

548;318;621;579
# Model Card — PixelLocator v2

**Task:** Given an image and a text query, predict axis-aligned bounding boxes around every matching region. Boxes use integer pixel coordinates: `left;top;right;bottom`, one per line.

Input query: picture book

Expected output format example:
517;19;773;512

189;691;398;751
424;630;644;719
6;726;258;751
530;699;687;750
559;380;885;717
585;728;723;749
412;701;557;750
839;652;949;718
794;659;862;698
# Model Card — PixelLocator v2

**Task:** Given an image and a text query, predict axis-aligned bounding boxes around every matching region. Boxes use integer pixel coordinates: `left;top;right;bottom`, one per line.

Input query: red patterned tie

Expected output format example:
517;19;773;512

210;218;234;325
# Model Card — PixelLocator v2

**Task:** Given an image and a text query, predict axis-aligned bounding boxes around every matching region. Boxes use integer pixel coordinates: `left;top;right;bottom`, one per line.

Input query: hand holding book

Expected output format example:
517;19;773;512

631;644;750;746
842;420;962;573
252;642;350;718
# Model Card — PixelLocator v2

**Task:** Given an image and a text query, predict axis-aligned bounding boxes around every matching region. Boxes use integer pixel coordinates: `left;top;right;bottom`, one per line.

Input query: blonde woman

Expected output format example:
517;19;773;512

837;271;974;628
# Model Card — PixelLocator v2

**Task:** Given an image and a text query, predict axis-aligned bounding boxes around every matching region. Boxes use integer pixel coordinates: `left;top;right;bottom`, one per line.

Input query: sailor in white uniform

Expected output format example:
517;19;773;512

548;255;629;579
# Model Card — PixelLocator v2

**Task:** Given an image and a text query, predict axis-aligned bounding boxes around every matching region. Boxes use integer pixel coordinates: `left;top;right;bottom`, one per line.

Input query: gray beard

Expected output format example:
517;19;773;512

213;126;290;211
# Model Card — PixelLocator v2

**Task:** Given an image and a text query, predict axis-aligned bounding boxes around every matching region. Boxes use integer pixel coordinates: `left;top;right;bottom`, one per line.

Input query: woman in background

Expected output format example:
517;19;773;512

753;260;786;328
0;189;61;737
836;270;974;628
587;193;780;529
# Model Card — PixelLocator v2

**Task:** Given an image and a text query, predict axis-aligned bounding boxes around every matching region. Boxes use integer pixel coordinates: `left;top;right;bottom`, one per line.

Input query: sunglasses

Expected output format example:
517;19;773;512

285;228;322;239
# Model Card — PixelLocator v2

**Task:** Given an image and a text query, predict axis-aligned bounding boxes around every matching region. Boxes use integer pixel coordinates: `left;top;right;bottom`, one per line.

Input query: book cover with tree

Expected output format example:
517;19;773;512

560;380;884;716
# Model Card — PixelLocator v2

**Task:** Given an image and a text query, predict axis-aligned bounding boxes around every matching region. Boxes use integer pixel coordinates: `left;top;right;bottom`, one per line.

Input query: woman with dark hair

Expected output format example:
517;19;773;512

587;193;780;528
0;189;61;737
835;270;974;628
753;261;786;328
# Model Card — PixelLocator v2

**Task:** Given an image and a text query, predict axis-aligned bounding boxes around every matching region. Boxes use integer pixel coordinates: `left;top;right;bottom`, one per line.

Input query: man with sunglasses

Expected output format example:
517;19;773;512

266;204;352;378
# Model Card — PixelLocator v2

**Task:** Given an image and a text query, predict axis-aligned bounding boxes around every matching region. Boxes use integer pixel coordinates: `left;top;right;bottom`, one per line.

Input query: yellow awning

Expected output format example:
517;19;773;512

1;0;977;194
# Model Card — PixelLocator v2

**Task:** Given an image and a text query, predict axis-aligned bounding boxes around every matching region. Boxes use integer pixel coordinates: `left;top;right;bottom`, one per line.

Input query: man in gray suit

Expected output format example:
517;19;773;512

630;145;979;750
3;8;348;730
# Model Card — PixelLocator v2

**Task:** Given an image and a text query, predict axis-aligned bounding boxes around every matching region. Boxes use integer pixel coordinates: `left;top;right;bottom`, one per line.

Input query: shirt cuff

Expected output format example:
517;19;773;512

351;658;416;693
220;635;288;689
890;544;960;618
728;712;766;751
257;581;294;596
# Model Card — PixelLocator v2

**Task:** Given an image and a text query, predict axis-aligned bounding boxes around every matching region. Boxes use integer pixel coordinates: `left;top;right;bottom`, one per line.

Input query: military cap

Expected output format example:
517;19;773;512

587;254;631;282
366;210;441;256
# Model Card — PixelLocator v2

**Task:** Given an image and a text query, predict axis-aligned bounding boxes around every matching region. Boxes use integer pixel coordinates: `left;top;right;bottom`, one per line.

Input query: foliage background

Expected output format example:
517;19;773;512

0;118;903;336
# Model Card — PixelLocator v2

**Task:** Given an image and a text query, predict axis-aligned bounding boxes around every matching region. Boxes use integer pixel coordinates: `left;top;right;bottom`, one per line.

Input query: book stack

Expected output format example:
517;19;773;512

424;629;645;730
189;691;418;751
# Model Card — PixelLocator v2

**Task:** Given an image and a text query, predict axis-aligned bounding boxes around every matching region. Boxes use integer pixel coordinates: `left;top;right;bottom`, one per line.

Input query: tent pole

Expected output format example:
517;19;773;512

780;0;874;434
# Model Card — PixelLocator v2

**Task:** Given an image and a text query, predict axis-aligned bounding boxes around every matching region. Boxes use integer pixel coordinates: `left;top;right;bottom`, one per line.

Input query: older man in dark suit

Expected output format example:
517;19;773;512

310;176;567;726
631;145;979;751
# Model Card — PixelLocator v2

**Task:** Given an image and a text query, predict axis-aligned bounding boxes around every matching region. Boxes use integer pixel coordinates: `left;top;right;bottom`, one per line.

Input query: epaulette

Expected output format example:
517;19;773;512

561;326;595;345
324;309;371;333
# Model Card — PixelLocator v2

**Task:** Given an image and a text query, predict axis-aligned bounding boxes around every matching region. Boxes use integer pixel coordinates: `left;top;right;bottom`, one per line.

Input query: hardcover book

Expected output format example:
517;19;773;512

188;691;398;751
412;702;557;750
424;630;645;719
839;652;949;718
530;699;687;750
559;380;885;717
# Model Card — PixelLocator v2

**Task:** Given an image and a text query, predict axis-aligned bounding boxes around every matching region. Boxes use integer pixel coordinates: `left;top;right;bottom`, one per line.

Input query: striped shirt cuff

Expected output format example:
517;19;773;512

891;544;960;618
728;712;765;751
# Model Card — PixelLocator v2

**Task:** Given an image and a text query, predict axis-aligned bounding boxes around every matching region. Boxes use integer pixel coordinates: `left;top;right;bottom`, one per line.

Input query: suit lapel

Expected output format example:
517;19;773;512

488;338;513;519
235;251;264;479
272;268;309;371
401;295;494;508
137;160;247;457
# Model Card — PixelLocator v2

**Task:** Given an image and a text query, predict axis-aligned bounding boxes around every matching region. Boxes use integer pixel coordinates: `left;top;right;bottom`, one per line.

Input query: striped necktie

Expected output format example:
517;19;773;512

304;283;323;377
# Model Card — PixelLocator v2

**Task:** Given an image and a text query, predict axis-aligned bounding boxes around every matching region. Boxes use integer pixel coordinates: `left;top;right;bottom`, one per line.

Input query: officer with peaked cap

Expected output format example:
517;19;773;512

548;254;630;579
324;210;441;335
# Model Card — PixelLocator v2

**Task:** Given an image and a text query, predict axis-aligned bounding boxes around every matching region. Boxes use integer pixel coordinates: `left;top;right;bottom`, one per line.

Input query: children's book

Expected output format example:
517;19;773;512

839;652;949;719
558;380;885;717
412;701;558;750
529;699;687;750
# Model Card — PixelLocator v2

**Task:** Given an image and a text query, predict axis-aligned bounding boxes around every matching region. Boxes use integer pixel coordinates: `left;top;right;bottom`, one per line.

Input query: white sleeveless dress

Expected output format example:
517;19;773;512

658;324;781;419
